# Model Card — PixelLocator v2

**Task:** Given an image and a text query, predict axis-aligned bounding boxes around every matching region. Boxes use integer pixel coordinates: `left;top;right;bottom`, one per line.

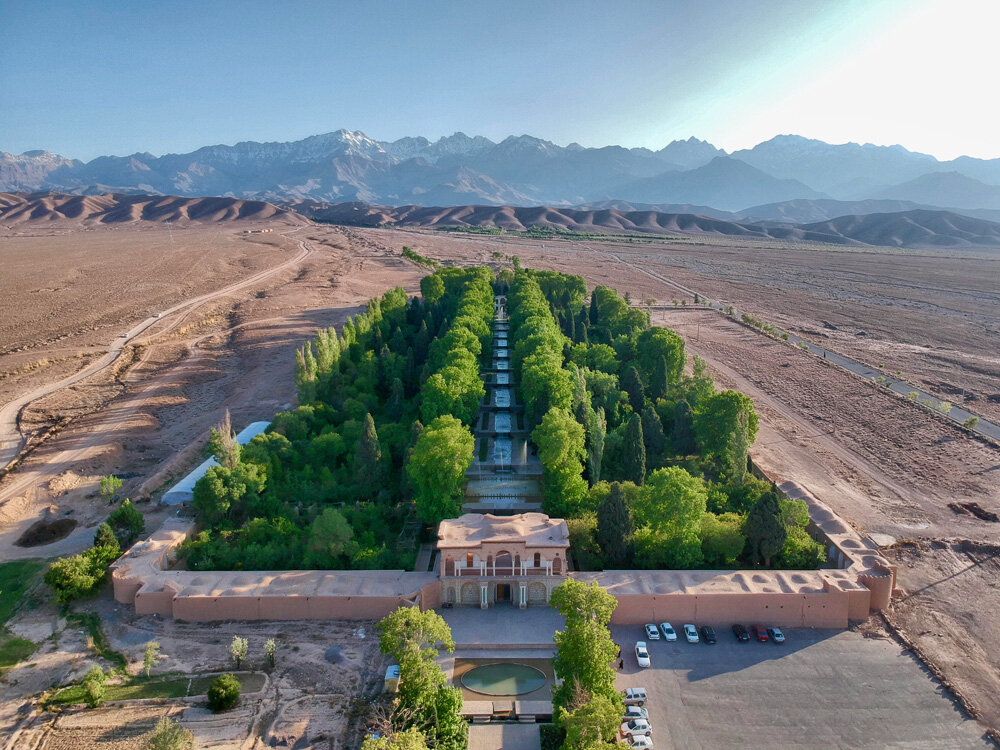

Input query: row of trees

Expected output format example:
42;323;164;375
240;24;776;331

184;269;488;571
370;607;467;750
550;579;624;749
507;269;823;572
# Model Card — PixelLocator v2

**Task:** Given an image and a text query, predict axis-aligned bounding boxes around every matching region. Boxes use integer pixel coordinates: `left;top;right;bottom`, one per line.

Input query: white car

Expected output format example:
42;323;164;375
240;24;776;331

622;705;649;722
620;718;653;737
659;622;677;641
644;623;660;640
634;641;650;668
768;627;786;643
683;624;699;643
625;736;654;749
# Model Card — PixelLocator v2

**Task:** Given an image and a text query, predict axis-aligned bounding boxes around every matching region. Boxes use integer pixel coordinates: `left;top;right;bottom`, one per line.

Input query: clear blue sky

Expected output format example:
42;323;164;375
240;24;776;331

2;0;996;161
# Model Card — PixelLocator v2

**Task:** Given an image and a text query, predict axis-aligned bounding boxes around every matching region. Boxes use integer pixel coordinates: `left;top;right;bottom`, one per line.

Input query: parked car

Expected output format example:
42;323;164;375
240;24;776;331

635;641;651;668
699;626;716;644
767;627;785;643
620;719;653;737
644;623;660;640
623;687;648;706
732;624;749;641
623;705;649;722
624;735;654;749
683;624;699;643
752;625;769;642
659;622;677;641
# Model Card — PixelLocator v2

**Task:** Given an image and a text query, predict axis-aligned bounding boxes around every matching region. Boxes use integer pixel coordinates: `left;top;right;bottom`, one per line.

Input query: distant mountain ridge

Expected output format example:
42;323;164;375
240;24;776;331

3;130;1000;213
289;198;1000;249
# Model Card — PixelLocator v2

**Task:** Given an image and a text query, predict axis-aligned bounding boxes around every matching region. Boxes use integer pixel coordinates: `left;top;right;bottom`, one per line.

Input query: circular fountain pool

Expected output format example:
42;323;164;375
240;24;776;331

460;663;547;696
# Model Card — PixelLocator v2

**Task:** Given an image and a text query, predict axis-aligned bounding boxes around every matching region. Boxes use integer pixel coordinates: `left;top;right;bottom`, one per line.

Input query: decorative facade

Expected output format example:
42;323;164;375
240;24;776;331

437;512;569;608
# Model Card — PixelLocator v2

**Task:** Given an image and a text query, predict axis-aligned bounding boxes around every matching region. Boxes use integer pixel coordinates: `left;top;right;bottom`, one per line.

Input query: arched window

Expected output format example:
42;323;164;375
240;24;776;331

445;557;455;576
514;553;521;573
553;555;562;575
466;553;474;570
533;552;541;569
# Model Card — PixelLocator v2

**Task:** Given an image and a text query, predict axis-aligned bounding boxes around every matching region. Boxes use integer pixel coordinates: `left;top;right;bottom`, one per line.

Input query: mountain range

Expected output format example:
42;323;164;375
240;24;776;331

4;130;1000;216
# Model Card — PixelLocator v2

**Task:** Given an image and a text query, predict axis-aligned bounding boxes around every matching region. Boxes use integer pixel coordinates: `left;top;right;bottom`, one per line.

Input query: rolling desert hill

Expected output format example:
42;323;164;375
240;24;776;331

0;192;305;227
5;129;1000;213
289;199;1000;248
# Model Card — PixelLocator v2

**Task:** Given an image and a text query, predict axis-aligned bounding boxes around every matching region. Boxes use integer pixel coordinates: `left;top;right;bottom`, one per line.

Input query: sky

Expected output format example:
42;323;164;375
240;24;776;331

1;0;997;161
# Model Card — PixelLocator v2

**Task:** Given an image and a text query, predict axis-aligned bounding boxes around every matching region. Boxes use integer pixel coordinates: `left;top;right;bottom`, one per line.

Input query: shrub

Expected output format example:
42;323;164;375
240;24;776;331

108;498;145;546
82;665;106;708
207;673;241;712
147;715;193;750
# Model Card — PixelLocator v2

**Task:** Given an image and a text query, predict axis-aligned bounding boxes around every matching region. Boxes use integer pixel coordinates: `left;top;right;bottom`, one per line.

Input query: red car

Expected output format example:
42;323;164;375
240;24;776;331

752;625;769;642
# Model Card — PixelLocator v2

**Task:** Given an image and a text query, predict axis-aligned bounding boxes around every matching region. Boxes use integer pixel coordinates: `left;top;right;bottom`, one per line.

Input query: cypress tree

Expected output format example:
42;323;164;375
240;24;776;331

414;320;431;364
622;412;646;485
387;378;405;420
671;400;695;454
589;293;599;325
586;407;606;484
597;482;633;567
652;356;669;401
744;491;787;566
621;365;646;415
355;413;383;493
641;404;665;461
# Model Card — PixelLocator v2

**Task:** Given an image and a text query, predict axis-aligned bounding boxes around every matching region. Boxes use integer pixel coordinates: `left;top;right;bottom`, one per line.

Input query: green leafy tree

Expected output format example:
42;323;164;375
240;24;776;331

651;356;669;401
621;413;646;485
304;508;359;568
670;399;696;454
533;407;588;517
207;673;241;712
208;410;241;469
147;715;193;750
362;728;430;750
779;527;824;569
699;512;746;567
355;413;384;492
229;636;248;669
585;407;606;485
143;640;160;677
93;522;120;552
295;342;318;403
693;390;759;483
636;327;685;383
596;483;633;567
192;463;265;526
550;579;621;713
640;404;665;461
407;415;474;524
562;693;622;749
44;544;118;603
633;467;706;568
620;365;645;415
419;273;445;304
99;474;123;504
108;498;145;546
82;665;106;708
744;492;787;566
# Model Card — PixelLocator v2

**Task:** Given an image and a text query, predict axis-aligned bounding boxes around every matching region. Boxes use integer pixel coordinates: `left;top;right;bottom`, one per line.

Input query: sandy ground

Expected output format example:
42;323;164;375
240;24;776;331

2;591;388;749
2;220;999;743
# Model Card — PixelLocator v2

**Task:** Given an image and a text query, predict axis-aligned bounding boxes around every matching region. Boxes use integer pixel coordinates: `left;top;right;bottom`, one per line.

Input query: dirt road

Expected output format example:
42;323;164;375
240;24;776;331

0;229;312;471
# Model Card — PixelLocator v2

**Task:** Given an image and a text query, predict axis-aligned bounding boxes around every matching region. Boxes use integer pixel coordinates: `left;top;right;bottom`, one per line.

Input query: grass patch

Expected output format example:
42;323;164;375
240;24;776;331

0;630;37;670
49;671;266;705
0;559;45;627
65;611;127;670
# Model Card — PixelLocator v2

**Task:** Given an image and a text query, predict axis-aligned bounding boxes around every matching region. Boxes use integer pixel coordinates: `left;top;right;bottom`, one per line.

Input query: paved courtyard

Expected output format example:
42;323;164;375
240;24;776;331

468;723;540;750
442;606;563;648
612;625;990;749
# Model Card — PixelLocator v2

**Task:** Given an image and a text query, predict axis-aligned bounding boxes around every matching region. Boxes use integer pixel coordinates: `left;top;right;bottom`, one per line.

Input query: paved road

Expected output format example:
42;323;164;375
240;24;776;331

608;251;1000;443
0;229;312;473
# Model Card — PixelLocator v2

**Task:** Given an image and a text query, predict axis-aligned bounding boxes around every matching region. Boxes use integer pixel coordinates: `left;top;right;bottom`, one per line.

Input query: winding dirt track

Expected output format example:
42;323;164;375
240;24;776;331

0;230;314;531
0;230;312;472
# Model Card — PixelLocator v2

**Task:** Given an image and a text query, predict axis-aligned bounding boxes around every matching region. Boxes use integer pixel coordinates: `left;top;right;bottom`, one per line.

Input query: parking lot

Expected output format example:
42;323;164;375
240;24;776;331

612;625;990;749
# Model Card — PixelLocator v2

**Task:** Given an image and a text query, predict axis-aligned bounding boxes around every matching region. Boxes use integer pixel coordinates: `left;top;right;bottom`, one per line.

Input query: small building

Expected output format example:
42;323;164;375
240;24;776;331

437;512;569;609
161;421;271;505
